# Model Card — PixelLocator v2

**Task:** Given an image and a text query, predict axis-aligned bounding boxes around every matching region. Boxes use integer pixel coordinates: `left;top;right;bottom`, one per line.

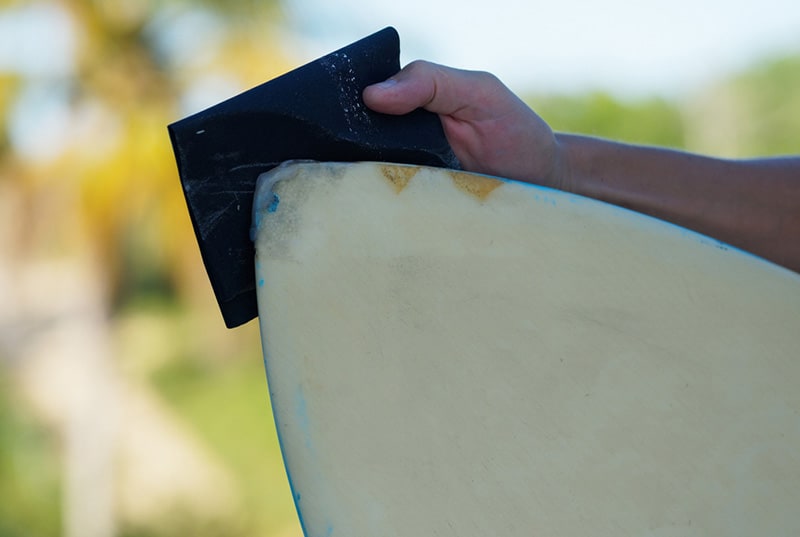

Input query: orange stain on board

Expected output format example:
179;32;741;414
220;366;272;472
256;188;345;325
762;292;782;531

449;171;503;200
381;165;420;193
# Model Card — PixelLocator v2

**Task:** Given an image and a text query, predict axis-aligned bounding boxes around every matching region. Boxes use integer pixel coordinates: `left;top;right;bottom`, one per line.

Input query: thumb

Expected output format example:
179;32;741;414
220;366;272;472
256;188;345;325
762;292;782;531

363;60;526;121
363;60;490;117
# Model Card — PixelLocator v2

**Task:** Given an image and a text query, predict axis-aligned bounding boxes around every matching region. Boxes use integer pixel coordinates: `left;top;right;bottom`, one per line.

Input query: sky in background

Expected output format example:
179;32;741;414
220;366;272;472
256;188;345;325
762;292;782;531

284;0;800;97
2;0;800;98
1;0;800;158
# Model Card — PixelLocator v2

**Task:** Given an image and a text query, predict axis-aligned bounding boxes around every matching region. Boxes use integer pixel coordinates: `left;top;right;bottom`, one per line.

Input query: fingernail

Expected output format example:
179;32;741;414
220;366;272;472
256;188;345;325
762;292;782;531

373;78;398;89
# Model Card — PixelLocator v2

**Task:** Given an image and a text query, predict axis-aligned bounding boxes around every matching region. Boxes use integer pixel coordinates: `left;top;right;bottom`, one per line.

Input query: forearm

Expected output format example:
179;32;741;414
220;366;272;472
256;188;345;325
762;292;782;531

556;134;800;272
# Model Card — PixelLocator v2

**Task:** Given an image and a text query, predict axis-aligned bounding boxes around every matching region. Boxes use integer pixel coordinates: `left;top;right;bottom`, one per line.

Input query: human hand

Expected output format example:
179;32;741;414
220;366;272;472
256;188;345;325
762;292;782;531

363;60;567;190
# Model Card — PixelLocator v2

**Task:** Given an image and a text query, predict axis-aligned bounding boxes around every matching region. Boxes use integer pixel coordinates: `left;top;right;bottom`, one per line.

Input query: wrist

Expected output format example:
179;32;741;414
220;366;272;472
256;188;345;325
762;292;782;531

548;133;575;193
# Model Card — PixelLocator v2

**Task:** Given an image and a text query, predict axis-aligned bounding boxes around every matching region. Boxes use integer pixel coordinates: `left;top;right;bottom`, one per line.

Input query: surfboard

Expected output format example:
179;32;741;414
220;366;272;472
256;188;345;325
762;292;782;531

252;161;800;537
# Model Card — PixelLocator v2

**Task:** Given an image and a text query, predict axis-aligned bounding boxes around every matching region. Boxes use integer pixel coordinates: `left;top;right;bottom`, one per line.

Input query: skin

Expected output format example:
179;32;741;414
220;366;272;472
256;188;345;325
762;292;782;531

363;60;800;273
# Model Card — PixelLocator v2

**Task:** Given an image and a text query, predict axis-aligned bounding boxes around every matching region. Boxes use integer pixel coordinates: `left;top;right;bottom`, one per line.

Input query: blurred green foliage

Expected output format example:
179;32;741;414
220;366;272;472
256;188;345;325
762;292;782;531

530;54;800;157
149;327;297;536
535;92;686;149
713;55;800;155
0;383;61;537
1;0;298;535
108;300;300;537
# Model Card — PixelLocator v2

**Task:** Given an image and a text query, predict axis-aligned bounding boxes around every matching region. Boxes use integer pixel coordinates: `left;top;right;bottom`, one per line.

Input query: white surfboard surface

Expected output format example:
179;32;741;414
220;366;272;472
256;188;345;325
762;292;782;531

252;161;800;537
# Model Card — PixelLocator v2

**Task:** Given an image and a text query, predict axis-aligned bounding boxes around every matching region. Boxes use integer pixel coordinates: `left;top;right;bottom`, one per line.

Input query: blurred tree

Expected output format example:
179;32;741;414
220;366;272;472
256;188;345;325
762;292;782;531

0;1;300;536
684;54;800;157
528;52;800;157
0;74;20;156
530;91;686;149
43;0;292;310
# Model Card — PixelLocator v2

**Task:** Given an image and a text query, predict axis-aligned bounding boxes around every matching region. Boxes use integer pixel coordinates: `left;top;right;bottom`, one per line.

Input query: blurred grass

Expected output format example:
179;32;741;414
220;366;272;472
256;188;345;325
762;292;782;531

0;376;62;537
149;333;297;534
116;301;301;537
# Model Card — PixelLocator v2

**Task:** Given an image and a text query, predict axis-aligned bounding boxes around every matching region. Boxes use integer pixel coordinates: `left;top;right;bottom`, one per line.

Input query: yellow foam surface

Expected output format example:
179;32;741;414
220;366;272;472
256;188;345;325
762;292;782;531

253;161;800;537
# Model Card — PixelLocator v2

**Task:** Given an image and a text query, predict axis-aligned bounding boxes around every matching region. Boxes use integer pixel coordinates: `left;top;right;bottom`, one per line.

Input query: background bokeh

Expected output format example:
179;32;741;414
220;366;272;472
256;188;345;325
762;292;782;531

0;1;798;536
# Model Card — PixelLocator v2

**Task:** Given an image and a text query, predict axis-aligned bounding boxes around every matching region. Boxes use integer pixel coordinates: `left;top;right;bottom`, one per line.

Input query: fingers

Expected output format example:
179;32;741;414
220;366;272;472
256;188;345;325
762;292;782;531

363;60;503;118
362;60;436;115
362;60;562;188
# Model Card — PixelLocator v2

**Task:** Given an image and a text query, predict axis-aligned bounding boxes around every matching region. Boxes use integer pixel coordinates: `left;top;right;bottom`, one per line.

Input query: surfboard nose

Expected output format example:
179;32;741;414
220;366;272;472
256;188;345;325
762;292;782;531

252;161;800;537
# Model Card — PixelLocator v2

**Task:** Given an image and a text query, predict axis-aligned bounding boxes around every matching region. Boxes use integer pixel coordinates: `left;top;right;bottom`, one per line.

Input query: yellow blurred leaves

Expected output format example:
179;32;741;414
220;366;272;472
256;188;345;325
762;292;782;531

217;29;295;88
1;4;315;536
0;73;20;151
2;0;291;309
